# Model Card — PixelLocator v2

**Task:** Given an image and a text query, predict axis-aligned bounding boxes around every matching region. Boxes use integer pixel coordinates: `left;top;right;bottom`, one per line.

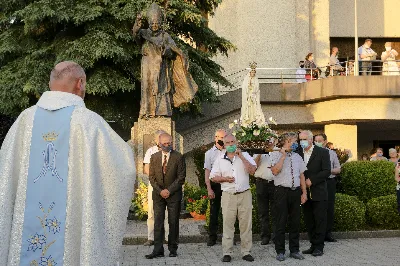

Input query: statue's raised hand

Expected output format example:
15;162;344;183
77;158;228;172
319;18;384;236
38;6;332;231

133;14;142;33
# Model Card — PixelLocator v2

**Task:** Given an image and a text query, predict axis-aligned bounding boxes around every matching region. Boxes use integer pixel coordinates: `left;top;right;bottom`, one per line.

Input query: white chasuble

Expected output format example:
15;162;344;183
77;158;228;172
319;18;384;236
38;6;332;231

0;91;136;265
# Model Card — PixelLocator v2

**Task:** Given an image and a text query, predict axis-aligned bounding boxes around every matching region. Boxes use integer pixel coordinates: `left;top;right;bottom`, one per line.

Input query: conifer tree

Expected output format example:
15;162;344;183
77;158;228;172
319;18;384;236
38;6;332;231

0;0;234;129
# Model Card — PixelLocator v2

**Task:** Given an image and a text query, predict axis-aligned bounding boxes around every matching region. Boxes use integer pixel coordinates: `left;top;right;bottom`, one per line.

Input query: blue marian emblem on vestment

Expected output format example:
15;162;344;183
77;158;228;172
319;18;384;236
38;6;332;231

35;132;62;183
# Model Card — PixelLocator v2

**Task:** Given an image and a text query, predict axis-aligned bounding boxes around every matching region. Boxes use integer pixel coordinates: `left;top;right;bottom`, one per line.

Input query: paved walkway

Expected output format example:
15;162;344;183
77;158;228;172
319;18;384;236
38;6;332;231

121;237;400;265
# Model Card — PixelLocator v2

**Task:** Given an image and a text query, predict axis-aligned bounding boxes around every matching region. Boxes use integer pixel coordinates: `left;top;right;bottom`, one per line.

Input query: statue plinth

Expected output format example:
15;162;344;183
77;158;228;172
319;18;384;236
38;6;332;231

131;117;183;183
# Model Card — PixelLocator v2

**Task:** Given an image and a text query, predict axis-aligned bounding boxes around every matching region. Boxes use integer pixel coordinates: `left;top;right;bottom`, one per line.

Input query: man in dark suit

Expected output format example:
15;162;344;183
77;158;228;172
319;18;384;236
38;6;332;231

296;130;331;257
145;133;186;259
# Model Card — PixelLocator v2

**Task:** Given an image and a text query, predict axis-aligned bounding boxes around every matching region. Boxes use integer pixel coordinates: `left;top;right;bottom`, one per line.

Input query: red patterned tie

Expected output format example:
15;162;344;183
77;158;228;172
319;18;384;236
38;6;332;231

163;155;167;175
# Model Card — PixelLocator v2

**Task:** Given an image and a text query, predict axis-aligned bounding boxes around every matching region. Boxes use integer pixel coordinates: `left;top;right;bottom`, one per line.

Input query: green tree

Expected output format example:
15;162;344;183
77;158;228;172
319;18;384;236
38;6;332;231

0;0;234;132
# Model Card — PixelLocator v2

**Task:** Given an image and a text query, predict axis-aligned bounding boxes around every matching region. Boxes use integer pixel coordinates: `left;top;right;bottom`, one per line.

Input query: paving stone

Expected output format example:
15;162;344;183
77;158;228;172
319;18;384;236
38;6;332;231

121;238;400;266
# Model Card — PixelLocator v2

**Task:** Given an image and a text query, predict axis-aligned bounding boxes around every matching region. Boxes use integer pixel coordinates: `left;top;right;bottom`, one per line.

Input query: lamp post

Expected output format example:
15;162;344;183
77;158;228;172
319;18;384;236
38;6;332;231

354;0;359;76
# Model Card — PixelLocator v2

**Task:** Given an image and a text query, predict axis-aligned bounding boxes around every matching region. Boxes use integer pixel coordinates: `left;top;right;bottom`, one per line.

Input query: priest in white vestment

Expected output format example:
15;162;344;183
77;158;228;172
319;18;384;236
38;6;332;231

0;61;136;266
240;69;265;126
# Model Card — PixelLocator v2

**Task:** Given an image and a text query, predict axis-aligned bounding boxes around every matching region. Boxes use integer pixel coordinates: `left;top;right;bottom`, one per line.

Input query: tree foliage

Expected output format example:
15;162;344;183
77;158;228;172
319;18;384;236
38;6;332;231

0;0;234;130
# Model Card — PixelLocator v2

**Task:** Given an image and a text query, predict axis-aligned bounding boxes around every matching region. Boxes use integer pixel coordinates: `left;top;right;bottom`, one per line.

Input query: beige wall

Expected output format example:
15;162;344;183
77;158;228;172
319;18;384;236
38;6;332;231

325;124;358;159
330;0;400;37
209;0;321;73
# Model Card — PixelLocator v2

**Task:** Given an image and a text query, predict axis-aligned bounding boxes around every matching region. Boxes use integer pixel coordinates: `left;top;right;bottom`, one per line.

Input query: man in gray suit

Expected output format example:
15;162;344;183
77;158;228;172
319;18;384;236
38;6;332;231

145;133;186;259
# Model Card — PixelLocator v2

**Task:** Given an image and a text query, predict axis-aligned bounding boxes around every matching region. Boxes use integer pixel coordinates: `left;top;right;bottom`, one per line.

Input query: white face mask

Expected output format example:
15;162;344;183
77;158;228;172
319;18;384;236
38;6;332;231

386;47;391;51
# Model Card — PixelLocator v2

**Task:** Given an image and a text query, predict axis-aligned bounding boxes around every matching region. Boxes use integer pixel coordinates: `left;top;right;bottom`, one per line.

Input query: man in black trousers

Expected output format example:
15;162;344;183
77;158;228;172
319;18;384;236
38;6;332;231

146;133;186;259
297;130;331;257
314;133;341;242
204;129;226;246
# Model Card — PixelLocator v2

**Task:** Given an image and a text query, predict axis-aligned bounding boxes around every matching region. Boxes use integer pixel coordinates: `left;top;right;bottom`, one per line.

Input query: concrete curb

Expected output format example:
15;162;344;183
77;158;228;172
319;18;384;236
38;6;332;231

123;227;400;245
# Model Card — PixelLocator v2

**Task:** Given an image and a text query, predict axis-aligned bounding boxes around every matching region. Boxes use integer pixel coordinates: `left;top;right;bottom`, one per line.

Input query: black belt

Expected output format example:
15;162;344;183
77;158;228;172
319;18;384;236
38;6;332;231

256;178;274;184
276;185;300;191
224;189;250;195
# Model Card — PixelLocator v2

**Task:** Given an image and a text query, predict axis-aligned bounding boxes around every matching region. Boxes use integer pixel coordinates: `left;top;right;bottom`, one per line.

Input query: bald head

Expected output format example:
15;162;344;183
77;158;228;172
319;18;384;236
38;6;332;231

49;61;86;99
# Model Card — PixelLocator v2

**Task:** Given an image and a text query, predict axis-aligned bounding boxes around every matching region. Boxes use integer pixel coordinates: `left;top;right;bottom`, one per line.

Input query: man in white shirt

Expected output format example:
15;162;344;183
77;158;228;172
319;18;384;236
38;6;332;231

253;141;275;245
270;132;308;261
210;134;257;263
143;130;169;246
204;129;226;246
358;39;377;76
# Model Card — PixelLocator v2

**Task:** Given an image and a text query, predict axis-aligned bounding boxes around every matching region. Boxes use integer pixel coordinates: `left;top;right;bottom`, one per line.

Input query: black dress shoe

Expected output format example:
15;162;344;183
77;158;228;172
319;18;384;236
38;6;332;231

261;238;270;245
325;236;337;242
169;251;177;257
207;238;217;246
312;249;324;257
145;252;164;259
222;255;231;262
302;247;314;254
242;254;254;262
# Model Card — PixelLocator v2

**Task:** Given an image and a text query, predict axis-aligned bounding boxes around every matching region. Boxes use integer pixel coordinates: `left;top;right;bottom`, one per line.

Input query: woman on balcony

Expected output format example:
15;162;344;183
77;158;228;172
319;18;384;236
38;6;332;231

381;42;399;76
304;53;321;81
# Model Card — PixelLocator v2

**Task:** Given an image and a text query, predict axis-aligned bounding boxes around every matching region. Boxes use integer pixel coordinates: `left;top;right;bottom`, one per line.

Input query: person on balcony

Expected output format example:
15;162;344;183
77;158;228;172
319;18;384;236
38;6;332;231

296;61;307;83
304;53;320;81
381;42;399;76
358;39;377;76
329;47;344;76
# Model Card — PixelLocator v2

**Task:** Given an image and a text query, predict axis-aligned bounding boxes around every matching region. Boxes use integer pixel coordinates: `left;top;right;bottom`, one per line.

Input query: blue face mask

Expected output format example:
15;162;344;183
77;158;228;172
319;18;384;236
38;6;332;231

226;145;237;153
290;142;299;151
300;140;309;149
377;153;383;157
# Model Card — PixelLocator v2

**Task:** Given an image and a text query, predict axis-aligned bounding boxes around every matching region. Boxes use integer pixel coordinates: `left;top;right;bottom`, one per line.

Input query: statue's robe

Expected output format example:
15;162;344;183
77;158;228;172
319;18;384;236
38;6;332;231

0;91;136;265
135;29;198;117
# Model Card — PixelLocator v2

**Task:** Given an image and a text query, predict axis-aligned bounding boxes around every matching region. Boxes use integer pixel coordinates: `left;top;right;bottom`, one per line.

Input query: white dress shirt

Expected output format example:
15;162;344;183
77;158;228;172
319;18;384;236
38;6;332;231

210;152;256;194
253;154;274;181
143;145;160;164
204;145;223;170
270;151;307;188
303;145;314;165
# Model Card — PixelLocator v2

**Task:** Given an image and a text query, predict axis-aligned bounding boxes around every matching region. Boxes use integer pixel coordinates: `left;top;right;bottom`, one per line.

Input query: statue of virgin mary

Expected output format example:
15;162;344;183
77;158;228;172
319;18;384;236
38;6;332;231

240;65;265;126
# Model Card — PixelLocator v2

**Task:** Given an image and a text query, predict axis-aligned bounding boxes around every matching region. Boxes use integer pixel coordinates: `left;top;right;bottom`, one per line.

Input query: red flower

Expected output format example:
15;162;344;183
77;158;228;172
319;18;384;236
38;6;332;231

188;198;193;203
202;195;207;199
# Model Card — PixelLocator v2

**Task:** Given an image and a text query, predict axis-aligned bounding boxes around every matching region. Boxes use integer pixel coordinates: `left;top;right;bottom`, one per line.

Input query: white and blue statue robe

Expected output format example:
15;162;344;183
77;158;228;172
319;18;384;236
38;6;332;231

0;91;136;266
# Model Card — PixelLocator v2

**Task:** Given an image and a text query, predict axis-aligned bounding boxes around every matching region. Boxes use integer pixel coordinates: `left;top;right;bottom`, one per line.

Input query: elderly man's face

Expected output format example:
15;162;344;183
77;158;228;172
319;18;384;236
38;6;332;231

224;135;237;147
299;132;312;146
159;135;172;148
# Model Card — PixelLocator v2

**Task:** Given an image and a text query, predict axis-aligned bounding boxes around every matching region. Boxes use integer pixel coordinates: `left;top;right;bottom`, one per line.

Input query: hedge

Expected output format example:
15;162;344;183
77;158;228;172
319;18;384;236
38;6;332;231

205;191;366;234
341;161;396;203
334;193;366;231
366;195;400;229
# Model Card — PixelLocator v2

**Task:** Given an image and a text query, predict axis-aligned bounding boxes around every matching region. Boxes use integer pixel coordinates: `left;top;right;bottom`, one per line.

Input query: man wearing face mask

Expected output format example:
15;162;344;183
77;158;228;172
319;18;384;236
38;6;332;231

146;133;186;259
143;130;169;246
314;134;341;243
204;129;227;246
253;140;276;246
270;132;308;261
296;130;330;257
210;134;257;263
358;39;377;76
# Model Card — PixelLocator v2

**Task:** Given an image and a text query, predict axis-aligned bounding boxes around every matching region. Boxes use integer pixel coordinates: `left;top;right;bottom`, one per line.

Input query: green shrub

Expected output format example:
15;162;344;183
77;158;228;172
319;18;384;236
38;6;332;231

184;182;207;205
192;144;213;188
186;196;208;215
341;161;396;202
366;195;400;229
333;193;366;231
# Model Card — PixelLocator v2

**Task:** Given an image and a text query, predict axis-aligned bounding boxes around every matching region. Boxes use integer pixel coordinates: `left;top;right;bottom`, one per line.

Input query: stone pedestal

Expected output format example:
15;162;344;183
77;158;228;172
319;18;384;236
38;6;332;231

131;117;183;182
